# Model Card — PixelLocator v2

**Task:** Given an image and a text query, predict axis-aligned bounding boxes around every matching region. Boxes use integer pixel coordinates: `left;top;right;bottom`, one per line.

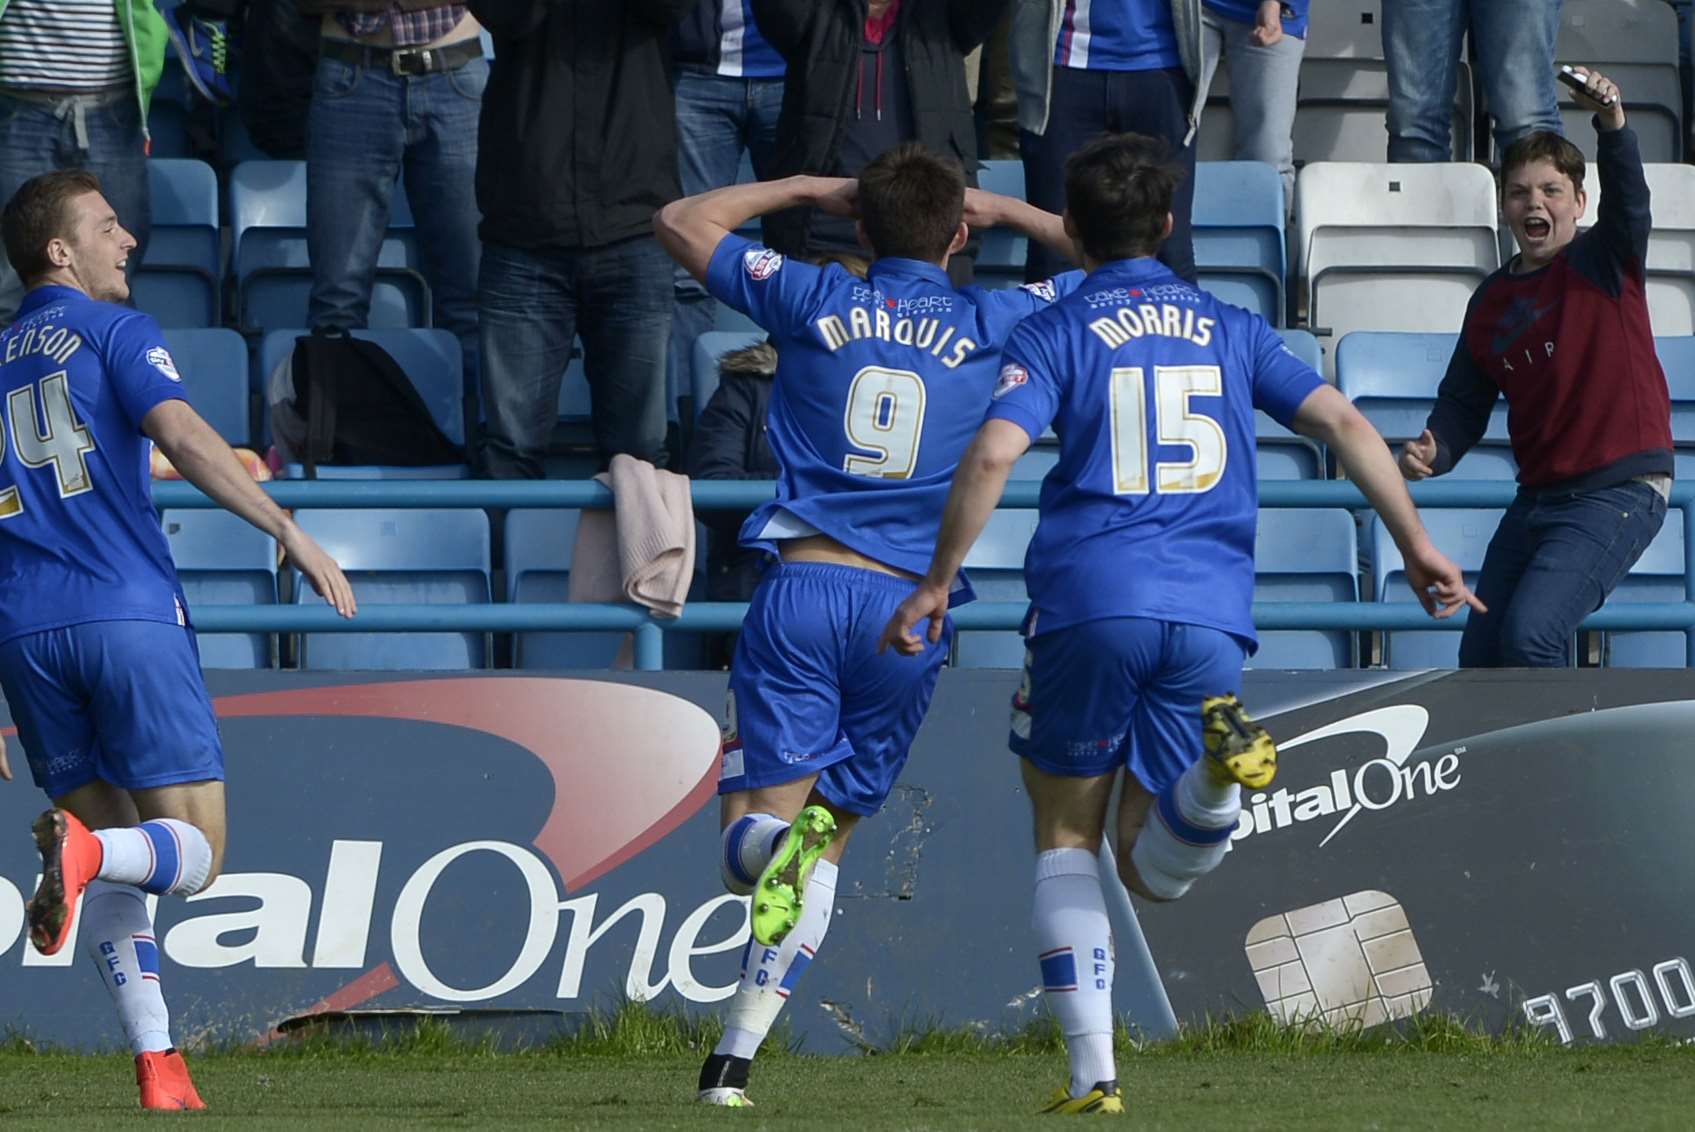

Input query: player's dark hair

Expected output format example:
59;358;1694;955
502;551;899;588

1063;133;1183;262
857;143;966;263
2;169;103;286
1500;130;1586;195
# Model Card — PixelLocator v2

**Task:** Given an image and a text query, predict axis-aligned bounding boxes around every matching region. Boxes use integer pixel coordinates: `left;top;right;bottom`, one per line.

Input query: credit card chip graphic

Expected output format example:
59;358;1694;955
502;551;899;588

1245;890;1433;1028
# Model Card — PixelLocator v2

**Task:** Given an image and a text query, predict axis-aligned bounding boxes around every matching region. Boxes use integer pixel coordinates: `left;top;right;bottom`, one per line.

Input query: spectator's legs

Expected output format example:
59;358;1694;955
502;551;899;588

1457;494;1536;667
0;93;149;322
745;77;785;181
1105;67;1197;283
1382;0;1466;162
1020;66;1109;282
477;243;577;479
1468;0;1565;158
306;57;404;331
578;236;673;468
1218;19;1304;213
403;57;486;418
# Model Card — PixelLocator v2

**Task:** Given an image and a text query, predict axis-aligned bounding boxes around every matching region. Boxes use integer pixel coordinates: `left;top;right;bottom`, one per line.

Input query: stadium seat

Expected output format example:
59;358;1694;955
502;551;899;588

955;509;1039;667
1578;167;1695;334
1604;508;1688;667
1370;509;1501;668
1657;336;1695;477
1554;1;1682;162
1297;164;1500;376
1251;509;1358;669
257;328;469;477
136;159;220;327
1334;332;1517;479
229;161;430;333
977;160;1027;289
1193;161;1285;325
505;508;628;669
146;66;194;159
690;330;766;419
293;508;491;670
162;328;249;446
162;509;277;668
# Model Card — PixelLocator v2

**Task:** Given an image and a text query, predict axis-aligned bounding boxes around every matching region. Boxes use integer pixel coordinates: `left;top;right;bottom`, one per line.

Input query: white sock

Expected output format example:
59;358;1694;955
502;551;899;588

715;857;838;1060
81;882;172;1055
1034;848;1116;1097
94;820;213;896
718;812;788;895
1130;763;1242;900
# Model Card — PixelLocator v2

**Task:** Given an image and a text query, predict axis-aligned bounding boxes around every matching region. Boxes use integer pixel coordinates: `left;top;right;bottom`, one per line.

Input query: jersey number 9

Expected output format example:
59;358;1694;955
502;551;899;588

842;365;926;480
1109;365;1227;495
0;371;97;518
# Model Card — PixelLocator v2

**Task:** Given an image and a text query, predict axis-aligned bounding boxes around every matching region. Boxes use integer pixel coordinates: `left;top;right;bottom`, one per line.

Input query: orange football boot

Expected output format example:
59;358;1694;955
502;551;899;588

27;809;103;956
136;1049;207;1111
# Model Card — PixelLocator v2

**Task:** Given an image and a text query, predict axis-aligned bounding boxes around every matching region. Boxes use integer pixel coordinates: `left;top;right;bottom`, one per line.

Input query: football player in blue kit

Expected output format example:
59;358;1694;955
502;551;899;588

0;171;356;1110
656;142;1084;1106
882;134;1483;1115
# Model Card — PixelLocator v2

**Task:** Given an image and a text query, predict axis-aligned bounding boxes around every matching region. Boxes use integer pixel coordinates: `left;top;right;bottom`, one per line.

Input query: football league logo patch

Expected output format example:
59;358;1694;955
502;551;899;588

1019;279;1058;303
146;346;182;382
743;247;784;281
993;363;1029;399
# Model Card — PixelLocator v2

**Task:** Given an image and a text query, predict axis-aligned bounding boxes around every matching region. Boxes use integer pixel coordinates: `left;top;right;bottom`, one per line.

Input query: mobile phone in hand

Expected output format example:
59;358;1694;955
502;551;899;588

1557;65;1616;106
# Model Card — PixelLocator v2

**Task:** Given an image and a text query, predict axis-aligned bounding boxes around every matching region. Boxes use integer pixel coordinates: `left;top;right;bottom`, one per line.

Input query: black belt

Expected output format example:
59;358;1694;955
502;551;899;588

319;36;482;76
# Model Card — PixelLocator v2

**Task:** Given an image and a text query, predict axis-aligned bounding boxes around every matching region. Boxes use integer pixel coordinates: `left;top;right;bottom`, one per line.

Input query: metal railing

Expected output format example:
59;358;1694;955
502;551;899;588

152;480;1695;670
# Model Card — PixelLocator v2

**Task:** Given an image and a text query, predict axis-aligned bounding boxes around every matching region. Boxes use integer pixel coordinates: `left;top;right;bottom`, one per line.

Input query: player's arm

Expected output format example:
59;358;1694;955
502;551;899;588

654;176;858;283
1291;385;1483;619
879;419;1032;655
142;401;357;618
962;188;1080;267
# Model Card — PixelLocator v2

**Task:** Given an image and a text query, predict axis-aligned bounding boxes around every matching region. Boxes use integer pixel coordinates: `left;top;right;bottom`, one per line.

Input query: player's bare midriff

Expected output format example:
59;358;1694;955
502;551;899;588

778;534;920;581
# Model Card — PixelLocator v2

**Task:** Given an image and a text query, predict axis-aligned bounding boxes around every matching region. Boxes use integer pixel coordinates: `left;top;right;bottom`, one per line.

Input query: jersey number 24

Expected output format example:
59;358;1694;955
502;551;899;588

0;372;96;517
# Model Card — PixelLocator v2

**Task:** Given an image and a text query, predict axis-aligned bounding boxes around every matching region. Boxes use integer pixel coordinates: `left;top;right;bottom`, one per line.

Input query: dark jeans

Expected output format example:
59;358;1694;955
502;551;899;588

0;91;150;322
1019;65;1196;283
478;237;672;477
1460;481;1667;667
668;70;783;404
306;53;485;392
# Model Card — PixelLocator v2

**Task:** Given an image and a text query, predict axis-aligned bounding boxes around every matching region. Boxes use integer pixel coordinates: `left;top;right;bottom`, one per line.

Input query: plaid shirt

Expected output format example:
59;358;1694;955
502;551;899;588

338;5;468;47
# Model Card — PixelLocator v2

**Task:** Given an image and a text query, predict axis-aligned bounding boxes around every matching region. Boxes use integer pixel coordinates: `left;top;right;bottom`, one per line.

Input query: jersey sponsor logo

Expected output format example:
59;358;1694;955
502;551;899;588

147;346;182;382
850;284;955;317
1085;283;1195;309
743;247;784;281
1019;279;1058;303
993;362;1029;399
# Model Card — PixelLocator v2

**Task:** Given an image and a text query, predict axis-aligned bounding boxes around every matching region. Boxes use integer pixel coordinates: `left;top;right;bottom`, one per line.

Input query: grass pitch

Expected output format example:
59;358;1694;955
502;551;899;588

3;1009;1691;1130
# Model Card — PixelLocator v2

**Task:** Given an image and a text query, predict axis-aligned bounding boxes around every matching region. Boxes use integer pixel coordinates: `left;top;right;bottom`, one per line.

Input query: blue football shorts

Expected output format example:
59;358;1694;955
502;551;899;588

0;619;225;800
718;562;950;816
1010;616;1247;793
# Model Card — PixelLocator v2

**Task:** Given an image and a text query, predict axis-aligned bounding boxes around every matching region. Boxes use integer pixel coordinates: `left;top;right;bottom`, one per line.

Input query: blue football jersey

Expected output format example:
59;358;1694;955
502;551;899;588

705;235;1082;590
0;286;190;643
986;258;1323;650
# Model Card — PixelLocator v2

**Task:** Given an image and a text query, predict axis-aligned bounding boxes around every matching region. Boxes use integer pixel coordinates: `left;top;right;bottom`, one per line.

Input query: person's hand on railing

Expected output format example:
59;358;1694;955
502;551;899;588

879;581;952;657
1398;429;1437;481
1403;539;1485;619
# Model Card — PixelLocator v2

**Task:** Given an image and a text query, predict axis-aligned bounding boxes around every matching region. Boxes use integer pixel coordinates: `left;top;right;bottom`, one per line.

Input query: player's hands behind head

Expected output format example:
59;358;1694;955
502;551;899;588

879;582;951;657
282;525;358;619
1403;540;1485;620
1398;429;1437;481
961;188;1005;231
811;178;860;219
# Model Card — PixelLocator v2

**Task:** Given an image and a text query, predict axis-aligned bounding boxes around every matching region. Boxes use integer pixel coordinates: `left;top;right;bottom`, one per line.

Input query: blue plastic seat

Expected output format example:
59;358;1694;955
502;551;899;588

1655;338;1695;471
1194;161;1286;326
293;508;490;669
161;509;277;668
977;160;1028;288
954;510;1039;667
1336;331;1517;479
136;159;220;327
229;161;430;333
1604;508;1687;667
1371;509;1501;668
1252;509;1358;669
504;508;628;668
257;327;469;476
161;328;248;446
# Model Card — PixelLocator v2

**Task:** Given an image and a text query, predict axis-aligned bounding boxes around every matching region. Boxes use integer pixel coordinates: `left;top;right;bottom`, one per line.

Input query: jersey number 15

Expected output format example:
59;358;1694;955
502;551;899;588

1110;365;1227;495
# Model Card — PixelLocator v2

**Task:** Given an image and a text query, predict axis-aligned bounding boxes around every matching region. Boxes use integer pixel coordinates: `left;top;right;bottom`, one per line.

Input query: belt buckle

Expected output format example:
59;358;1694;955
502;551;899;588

389;47;431;76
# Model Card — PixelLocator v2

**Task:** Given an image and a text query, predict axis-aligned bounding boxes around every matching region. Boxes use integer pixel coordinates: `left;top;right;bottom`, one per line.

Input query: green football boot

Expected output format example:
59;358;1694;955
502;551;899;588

750;805;836;947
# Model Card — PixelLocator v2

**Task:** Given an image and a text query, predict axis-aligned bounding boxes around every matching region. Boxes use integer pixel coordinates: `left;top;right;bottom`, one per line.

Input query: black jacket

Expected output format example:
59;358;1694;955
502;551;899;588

751;0;1009;257
468;0;695;251
687;342;778;602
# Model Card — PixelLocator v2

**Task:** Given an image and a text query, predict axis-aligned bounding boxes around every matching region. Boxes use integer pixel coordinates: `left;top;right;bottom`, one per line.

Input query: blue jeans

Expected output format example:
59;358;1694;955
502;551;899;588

1382;0;1564;163
668;70;783;405
1020;65;1197;283
1459;481;1667;667
0;91;149;322
306;54;485;391
1196;9;1304;211
478;238;673;477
